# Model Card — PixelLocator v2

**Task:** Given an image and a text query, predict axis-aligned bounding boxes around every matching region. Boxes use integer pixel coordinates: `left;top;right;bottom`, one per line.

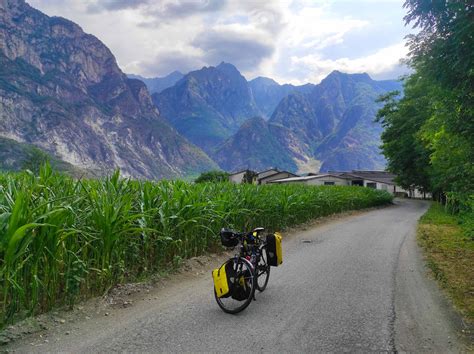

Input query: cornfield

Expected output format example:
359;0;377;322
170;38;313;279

0;165;393;326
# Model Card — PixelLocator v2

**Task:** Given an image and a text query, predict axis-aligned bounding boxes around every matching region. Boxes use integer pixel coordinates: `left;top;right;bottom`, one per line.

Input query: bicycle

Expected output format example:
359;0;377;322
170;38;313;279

212;227;272;314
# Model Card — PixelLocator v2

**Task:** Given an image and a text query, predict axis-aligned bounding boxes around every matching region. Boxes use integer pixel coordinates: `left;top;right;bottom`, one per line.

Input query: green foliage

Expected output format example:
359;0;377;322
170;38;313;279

21;148;50;175
376;81;432;192
194;170;229;183
0;168;393;326
404;0;474;113
418;203;474;320
242;170;258;184
377;1;473;213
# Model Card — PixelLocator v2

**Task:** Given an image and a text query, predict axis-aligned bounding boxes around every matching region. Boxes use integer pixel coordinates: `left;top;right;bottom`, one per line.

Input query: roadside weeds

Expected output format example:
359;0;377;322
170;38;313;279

417;203;473;343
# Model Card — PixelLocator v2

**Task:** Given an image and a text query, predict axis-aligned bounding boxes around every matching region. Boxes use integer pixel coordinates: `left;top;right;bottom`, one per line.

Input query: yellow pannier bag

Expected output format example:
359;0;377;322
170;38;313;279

212;262;230;298
266;232;283;266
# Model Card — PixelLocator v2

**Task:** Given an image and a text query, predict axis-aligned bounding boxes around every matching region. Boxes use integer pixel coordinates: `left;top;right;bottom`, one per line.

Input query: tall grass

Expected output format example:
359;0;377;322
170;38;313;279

0;165;393;326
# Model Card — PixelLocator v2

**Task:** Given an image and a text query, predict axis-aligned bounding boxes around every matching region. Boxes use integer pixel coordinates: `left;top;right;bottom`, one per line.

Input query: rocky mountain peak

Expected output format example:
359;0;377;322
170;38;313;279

0;0;216;178
216;61;240;74
152;62;261;153
215;71;399;173
250;76;280;87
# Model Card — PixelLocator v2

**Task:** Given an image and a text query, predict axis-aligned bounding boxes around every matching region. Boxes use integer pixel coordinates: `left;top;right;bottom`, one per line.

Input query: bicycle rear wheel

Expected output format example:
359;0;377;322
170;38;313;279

256;244;270;292
214;257;256;314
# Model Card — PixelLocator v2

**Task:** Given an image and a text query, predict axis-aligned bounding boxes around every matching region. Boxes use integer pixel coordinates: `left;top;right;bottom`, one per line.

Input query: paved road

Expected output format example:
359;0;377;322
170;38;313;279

9;199;466;352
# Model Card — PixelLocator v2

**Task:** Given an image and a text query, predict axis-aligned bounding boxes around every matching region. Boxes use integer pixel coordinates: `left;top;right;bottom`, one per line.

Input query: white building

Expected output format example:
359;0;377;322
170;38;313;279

229;168;298;185
258;170;298;185
228;169;255;184
270;174;349;186
269;170;430;198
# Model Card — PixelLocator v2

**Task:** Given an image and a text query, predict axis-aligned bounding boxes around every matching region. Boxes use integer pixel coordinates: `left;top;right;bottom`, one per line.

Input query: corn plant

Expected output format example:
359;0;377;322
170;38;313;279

0;166;393;327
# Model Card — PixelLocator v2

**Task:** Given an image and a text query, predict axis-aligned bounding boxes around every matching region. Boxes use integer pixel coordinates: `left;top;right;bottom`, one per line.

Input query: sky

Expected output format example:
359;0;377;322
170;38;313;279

28;0;414;85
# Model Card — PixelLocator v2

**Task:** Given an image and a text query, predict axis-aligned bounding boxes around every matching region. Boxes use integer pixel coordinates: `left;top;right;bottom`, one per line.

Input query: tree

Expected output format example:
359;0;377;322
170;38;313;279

404;0;474;140
376;80;432;192
194;170;229;183
22;147;50;175
242;170;257;184
377;0;473;212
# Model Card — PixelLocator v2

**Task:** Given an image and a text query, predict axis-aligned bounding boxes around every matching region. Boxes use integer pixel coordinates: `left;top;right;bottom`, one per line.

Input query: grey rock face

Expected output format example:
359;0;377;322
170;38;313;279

249;76;314;118
0;0;216;178
214;71;402;173
152;62;263;154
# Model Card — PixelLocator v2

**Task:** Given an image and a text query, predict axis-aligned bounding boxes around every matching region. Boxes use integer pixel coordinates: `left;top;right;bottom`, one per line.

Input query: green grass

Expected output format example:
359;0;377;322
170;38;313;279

418;203;474;323
0;165;393;327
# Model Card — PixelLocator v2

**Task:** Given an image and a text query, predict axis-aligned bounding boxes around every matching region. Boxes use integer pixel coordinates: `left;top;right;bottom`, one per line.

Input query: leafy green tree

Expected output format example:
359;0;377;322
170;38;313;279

377;0;473;212
376;79;432;193
404;0;473;104
404;0;473;205
22;147;50;175
194;170;230;183
242;170;258;184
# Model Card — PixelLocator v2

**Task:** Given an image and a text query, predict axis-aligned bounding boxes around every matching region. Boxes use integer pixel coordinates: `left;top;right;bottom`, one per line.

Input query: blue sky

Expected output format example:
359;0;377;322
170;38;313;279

29;0;413;84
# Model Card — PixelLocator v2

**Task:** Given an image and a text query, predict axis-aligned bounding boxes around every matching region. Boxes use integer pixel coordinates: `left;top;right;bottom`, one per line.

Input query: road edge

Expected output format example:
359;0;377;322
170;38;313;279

394;204;472;352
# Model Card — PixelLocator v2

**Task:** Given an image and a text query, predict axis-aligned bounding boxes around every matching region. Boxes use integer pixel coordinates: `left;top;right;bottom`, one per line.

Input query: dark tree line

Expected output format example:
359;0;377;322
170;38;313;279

377;0;473;213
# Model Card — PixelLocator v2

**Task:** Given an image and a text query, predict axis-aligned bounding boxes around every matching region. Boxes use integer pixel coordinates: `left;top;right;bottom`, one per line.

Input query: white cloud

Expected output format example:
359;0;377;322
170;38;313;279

290;42;408;83
284;7;368;48
28;0;410;82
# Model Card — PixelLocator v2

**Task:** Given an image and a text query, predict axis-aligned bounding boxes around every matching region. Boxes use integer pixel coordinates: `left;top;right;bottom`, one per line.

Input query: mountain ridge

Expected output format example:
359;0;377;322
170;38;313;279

214;70;402;173
249;76;315;118
0;0;217;179
127;71;184;94
0;0;403;178
152;62;262;153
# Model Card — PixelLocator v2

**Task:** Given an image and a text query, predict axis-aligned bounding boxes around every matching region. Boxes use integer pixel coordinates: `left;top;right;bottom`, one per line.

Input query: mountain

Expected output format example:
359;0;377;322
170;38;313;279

0;0;216;179
311;71;400;171
213;117;297;172
249;77;314;118
152;62;262;153
215;71;402;173
128;71;184;94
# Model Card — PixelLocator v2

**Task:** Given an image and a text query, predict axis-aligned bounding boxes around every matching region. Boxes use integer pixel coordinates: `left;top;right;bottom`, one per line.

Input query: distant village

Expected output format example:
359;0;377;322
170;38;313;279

228;168;429;199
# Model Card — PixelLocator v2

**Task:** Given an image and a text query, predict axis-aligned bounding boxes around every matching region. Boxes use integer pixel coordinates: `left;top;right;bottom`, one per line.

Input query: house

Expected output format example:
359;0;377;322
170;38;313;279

337;171;396;192
269;174;350;186
228;169;257;184
258;170;299;185
340;171;430;197
269;170;430;198
270;170;397;191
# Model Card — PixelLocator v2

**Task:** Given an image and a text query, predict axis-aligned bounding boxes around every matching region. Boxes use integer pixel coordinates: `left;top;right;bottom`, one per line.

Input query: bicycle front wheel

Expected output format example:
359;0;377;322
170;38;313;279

256;244;270;292
214;257;256;314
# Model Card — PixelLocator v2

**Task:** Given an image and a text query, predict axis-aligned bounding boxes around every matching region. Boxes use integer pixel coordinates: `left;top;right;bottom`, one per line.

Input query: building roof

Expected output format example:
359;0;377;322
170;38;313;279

269;174;348;183
270;170;397;185
349;171;396;185
257;168;279;175
258;170;299;182
327;170;396;185
229;169;255;177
